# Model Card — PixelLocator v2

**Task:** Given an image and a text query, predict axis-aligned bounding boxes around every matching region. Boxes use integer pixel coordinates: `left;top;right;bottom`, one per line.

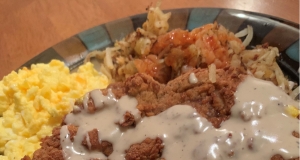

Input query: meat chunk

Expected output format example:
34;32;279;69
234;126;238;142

31;126;64;160
81;129;113;156
125;138;164;160
120;111;136;127
101;141;114;157
82;129;102;151
104;82;126;99
67;125;78;142
124;67;245;128
271;154;300;160
292;131;299;138
29;125;78;160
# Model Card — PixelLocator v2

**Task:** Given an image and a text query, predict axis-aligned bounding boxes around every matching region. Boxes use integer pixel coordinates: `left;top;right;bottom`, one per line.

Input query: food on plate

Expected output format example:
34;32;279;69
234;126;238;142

1;4;298;160
25;66;299;160
84;7;295;95
85;9;245;84
27;5;296;159
0;60;109;160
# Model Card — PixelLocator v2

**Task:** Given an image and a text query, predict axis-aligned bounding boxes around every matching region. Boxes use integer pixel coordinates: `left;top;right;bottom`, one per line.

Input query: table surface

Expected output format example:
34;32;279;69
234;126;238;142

0;0;299;79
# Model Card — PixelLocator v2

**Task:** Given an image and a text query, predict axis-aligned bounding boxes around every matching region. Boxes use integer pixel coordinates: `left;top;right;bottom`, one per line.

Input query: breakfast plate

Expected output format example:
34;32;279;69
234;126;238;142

1;7;299;160
19;8;299;81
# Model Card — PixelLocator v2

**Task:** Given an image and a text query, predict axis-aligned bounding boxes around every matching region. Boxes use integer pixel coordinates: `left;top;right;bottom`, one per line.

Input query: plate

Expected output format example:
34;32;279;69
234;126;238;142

19;8;299;82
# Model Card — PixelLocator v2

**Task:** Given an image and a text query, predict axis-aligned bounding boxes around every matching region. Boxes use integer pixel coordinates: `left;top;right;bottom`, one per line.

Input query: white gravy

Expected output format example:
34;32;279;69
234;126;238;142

60;76;299;159
189;72;198;84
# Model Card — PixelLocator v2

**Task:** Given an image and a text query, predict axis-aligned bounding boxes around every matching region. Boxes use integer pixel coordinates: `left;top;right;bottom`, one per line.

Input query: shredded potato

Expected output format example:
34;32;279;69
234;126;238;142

239;46;293;93
208;64;216;83
82;5;170;82
134;37;152;56
84;5;298;98
142;7;171;36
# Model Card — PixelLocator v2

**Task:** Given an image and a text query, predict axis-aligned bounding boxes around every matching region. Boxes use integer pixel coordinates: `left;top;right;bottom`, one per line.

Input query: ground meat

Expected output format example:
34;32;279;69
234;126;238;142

81;129;113;156
82;129;102;150
120;111;136;127
29;125;77;160
87;95;97;113
72;67;245;128
67;125;78;142
101;141;114;157
25;67;298;160
103;82;126;99
123;66;245;128
292;131;299;138
271;154;300;160
125;137;164;160
27;126;112;160
30;127;64;160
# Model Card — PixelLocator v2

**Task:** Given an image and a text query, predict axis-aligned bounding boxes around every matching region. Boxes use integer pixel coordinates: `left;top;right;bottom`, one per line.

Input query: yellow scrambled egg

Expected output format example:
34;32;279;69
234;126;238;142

0;60;109;160
286;105;300;118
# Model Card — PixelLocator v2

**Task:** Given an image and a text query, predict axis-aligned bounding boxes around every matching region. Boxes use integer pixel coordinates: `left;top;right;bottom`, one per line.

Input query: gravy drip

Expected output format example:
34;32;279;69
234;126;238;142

60;76;299;159
189;72;198;84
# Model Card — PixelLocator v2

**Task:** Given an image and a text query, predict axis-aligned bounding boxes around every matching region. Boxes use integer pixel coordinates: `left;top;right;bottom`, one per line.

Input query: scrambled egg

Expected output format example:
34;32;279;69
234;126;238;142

286;105;300;118
0;60;109;160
